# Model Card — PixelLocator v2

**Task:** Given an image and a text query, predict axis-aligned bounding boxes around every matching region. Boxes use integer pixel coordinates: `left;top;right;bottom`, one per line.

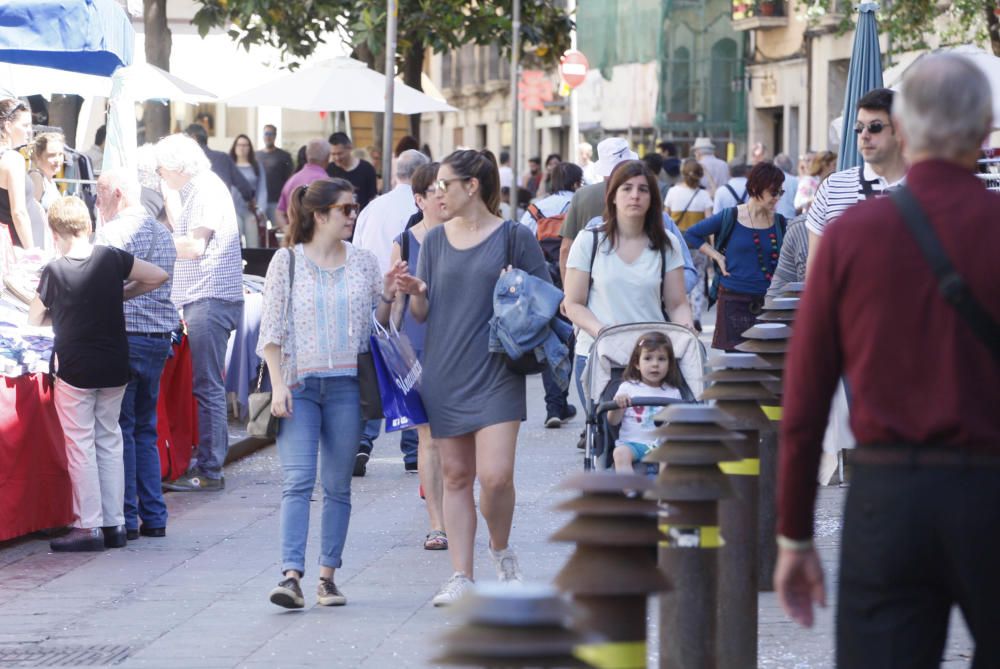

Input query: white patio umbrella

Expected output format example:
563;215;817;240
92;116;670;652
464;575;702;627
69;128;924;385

0;61;216;102
883;44;1000;128
226;57;456;113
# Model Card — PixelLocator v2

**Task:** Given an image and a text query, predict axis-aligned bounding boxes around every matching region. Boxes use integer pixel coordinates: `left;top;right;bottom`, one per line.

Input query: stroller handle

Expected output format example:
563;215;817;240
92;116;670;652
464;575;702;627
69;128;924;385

593;396;686;420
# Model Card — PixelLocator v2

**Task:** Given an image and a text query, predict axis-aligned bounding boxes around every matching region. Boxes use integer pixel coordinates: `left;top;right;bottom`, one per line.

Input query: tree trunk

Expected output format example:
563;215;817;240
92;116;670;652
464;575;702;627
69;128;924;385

986;0;1000;57
48;95;84;145
402;39;426;141
142;0;172;143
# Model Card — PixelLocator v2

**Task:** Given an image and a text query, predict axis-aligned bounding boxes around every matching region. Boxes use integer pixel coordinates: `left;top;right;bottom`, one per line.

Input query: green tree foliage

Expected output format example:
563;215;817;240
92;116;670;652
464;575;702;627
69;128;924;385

808;0;1000;56
191;1;575;78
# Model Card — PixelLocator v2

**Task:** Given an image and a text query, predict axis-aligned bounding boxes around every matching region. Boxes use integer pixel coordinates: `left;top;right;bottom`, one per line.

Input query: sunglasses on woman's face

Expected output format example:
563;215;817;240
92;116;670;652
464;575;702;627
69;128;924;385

327;203;360;216
854;120;890;135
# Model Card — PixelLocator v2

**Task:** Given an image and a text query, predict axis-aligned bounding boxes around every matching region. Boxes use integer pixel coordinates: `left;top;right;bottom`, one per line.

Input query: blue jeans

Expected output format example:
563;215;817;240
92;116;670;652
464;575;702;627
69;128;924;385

542;365;571;417
359;418;418;464
278;376;361;575
183;298;243;479
120;335;172;530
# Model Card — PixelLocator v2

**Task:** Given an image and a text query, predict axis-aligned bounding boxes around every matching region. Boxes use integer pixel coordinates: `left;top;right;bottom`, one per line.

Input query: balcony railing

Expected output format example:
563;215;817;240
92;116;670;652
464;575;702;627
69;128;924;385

731;0;788;30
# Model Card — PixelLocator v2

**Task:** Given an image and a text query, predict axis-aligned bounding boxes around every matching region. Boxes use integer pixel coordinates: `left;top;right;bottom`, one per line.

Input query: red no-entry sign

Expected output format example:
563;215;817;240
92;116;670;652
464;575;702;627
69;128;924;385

560;50;589;89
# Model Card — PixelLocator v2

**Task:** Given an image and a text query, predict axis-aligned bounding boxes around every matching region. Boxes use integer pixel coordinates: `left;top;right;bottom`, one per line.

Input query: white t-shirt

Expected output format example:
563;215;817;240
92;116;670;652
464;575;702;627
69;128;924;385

567;229;685;357
616;380;682;446
664;184;713;216
805;163;904;237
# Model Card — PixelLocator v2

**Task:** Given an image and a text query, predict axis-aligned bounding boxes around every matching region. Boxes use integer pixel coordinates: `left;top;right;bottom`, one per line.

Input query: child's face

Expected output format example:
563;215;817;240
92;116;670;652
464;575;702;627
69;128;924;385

638;347;671;386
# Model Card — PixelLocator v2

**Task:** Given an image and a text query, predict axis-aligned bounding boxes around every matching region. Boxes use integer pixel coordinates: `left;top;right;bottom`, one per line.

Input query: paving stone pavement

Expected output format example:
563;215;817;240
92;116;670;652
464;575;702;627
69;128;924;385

0;373;975;668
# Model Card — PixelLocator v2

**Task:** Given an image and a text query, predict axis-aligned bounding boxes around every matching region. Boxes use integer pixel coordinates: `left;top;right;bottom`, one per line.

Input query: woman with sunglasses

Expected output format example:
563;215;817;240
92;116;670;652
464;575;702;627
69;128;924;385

684;161;788;351
0;98;34;249
258;178;404;609
394;149;552;606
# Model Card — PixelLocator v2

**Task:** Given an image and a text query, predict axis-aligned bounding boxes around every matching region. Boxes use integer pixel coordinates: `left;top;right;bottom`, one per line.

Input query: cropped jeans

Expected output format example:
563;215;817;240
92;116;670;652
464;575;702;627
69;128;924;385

277;376;361;576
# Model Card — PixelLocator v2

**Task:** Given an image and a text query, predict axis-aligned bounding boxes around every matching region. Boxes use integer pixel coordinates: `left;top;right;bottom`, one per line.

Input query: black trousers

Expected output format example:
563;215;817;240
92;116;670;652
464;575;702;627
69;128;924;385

838;462;1000;668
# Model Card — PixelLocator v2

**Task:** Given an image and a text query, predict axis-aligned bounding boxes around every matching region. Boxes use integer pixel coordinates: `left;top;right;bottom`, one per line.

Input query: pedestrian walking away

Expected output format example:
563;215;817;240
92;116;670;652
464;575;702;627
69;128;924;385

275;138;331;232
563;160;694;412
664;158;713;329
95;169;179;541
155;134;245;493
684;162;788;351
394;149;552;606
775;53;1000;669
258;177;402;609
28;196;168;552
389;161;448;550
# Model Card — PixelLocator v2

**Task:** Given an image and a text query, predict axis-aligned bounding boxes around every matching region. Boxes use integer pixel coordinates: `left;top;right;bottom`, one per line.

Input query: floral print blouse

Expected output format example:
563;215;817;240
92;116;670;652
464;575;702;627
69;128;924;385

257;243;381;388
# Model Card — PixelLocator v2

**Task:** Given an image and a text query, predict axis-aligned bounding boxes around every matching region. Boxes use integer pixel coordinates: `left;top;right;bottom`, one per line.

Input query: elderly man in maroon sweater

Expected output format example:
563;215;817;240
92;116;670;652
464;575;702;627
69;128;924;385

775;53;1000;668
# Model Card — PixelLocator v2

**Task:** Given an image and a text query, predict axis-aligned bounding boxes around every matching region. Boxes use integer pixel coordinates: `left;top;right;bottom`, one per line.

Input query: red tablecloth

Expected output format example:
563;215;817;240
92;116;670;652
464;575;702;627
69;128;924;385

0;339;197;542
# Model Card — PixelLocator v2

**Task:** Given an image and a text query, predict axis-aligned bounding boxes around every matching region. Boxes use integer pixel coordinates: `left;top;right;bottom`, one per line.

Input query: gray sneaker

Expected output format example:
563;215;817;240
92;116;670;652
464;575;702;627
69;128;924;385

317;577;347;606
432;572;474;607
162;470;224;492
269;577;304;609
489;545;523;583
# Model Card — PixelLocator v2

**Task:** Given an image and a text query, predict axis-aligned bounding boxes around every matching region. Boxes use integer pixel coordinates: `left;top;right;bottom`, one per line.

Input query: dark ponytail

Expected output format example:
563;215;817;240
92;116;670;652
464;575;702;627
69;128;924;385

285;177;354;246
441;149;501;216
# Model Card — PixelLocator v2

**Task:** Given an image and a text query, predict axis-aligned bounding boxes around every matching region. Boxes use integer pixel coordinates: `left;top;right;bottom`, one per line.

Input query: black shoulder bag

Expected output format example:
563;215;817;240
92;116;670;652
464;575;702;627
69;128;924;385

889;187;1000;361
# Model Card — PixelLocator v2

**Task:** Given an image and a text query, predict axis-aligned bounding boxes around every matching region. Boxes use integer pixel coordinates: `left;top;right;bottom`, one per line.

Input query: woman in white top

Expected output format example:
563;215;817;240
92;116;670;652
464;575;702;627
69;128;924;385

563;160;694;405
0;98;34;249
258;177;403;610
664;158;714;329
28;132;64;249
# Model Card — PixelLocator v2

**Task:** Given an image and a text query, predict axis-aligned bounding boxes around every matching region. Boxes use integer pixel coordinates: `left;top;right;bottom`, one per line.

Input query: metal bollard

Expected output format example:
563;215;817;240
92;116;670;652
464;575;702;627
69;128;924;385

433;582;591;668
551;471;669;669
735;316;795;591
648;405;740;669
702;352;781;669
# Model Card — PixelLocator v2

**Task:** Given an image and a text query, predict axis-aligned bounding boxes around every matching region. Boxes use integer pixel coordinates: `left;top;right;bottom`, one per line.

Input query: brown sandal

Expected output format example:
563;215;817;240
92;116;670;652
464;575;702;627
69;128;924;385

423;530;448;550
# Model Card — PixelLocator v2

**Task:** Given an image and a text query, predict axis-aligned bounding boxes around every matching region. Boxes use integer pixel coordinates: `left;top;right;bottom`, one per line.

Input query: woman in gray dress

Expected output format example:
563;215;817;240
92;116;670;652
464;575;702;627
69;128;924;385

395;150;551;607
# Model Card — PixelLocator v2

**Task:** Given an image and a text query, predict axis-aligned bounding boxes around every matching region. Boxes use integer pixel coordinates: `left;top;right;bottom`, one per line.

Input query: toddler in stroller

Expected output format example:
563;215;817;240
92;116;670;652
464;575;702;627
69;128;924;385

582;322;706;471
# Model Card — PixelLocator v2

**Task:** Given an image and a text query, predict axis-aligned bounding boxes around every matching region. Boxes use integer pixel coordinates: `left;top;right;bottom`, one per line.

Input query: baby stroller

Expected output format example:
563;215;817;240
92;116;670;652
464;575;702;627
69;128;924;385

581;322;707;471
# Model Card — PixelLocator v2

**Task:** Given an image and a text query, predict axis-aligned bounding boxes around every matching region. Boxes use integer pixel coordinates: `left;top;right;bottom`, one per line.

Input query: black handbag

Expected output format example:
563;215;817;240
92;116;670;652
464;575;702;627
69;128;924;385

499;221;547;375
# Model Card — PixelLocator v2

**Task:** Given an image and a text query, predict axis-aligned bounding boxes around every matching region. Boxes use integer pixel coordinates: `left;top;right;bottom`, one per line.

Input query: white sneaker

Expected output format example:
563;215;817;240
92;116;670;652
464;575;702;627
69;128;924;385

489;544;523;583
432;572;474;607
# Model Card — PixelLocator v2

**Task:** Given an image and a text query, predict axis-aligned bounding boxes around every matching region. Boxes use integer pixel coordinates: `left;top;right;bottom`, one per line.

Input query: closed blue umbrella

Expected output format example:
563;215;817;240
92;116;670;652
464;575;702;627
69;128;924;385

837;2;883;171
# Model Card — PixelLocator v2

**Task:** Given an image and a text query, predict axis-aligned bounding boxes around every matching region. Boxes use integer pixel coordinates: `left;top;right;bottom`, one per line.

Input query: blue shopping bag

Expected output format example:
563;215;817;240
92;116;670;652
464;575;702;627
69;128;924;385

369;319;428;432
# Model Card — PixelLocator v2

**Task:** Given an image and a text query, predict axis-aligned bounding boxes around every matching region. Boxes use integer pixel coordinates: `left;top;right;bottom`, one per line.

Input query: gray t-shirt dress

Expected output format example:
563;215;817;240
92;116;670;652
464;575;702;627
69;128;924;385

416;221;550;438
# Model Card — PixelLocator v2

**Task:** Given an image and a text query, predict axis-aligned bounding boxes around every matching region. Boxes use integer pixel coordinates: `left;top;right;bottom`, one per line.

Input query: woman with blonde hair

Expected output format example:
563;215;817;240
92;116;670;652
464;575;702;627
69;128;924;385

664;157;713;329
793;150;837;213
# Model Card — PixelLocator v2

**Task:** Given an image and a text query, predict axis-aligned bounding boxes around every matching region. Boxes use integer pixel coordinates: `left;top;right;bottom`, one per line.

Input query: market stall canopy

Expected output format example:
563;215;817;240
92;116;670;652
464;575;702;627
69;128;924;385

883;45;1000;127
226;57;457;114
0;62;216;102
0;0;134;76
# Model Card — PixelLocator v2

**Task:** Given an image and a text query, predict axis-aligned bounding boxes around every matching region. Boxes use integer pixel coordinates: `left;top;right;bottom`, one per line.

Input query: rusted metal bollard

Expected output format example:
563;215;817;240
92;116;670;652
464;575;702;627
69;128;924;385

702;352;781;669
434;582;590;667
648;405;740;669
551;471;669;669
735;316;795;591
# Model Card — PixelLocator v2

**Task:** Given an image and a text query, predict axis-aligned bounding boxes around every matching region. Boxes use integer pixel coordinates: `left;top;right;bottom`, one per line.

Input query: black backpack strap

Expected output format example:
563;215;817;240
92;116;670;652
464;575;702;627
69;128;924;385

724;184;740;204
659;244;668;320
400;230;410;264
859;167;876;200
889;187;1000;360
588;229;600;289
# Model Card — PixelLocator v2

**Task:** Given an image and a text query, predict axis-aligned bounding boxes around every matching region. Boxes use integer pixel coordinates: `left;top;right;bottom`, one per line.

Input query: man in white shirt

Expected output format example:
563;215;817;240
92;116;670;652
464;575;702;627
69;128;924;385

693;137;730;197
773;153;800;220
498;150;514;191
352;149;430;274
806;88;908;275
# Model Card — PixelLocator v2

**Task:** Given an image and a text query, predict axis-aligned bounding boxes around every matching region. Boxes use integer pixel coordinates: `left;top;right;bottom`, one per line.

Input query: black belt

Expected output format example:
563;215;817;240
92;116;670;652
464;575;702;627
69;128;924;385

853;444;1000;467
126;331;173;340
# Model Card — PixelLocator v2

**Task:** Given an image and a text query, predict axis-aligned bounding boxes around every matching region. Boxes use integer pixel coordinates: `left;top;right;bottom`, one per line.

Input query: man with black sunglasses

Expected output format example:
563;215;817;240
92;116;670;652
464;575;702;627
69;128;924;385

805;88;908;275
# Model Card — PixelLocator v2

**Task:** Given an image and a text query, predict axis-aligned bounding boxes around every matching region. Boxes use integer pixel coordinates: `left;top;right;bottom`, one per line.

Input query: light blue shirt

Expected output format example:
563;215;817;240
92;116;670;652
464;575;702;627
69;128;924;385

777;172;799;219
713;177;749;214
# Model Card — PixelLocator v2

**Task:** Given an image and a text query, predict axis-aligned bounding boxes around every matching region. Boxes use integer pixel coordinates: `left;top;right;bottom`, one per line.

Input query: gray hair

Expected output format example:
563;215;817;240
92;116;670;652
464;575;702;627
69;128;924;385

395;149;430;182
894;53;993;160
305;138;330;164
773;152;794;174
155;133;210;177
98;168;142;205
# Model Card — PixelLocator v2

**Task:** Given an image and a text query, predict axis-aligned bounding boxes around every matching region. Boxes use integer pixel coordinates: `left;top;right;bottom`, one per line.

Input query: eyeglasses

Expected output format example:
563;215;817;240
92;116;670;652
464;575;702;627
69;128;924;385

435;177;469;192
854;120;891;135
327;203;360;216
769;188;785;198
263;131;276;137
